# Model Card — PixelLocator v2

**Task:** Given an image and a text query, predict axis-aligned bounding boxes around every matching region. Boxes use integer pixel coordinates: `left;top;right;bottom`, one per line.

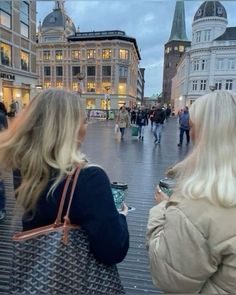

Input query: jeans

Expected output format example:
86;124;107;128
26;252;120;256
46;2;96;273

153;123;163;142
138;125;144;137
179;128;190;145
0;180;6;211
120;127;125;138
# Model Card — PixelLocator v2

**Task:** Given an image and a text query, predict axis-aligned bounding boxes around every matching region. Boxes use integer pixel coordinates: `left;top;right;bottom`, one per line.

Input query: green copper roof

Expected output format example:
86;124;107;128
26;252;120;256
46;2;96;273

169;0;189;42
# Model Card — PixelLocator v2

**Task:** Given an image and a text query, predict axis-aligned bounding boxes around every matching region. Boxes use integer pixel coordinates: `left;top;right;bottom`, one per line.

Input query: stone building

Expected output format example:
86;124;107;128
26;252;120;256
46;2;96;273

0;0;37;111
36;1;142;110
172;1;236;112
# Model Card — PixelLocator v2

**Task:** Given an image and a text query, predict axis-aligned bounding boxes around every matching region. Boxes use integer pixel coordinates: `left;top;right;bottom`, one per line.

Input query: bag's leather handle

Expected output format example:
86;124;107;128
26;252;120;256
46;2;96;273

54;167;80;226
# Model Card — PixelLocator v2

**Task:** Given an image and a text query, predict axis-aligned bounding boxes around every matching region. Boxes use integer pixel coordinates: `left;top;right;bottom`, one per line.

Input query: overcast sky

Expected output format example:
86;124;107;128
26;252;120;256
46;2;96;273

36;0;235;97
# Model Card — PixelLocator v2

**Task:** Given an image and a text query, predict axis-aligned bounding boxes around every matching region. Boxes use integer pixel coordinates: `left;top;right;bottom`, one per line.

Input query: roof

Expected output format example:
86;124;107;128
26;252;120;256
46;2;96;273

194;1;227;21
68;30;141;60
214;27;236;41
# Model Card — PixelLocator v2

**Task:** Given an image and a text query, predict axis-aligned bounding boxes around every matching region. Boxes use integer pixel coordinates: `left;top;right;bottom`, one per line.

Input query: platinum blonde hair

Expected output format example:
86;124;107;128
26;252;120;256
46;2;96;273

169;91;236;207
0;89;87;211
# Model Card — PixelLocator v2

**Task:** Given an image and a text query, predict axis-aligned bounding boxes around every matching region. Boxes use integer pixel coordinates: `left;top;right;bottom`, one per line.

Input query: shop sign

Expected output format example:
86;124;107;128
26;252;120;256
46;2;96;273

0;72;15;81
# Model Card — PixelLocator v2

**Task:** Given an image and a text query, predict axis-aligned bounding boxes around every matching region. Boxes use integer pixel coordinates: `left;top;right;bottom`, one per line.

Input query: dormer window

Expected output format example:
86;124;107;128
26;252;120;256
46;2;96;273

49;16;56;23
197;9;202;16
217;7;223;15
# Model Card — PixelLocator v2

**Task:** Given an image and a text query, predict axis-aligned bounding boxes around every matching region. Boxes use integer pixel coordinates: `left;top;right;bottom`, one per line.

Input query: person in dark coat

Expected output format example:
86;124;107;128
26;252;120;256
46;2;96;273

153;104;166;144
136;106;148;141
178;106;190;146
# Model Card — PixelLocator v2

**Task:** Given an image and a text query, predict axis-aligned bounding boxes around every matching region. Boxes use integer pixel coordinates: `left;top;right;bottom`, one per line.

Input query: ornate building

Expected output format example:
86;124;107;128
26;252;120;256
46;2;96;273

172;1;236;112
0;0;37;111
36;1;142;110
162;0;191;104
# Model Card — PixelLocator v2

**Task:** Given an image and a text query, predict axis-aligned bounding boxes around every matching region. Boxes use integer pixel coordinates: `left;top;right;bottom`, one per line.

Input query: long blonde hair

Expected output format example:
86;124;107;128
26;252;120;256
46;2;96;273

169;91;236;207
0;89;87;212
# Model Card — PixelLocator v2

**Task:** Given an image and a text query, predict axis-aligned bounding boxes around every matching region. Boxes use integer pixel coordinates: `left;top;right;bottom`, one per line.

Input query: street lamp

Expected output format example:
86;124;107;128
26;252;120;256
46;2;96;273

104;85;110;120
77;72;86;97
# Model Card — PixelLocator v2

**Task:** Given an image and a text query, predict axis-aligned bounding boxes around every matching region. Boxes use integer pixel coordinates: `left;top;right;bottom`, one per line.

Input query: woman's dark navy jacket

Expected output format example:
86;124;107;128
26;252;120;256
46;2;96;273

13;166;129;266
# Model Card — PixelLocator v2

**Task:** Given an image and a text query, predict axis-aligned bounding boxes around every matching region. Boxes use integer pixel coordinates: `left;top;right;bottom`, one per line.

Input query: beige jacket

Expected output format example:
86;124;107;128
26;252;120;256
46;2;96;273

146;198;236;293
117;110;129;128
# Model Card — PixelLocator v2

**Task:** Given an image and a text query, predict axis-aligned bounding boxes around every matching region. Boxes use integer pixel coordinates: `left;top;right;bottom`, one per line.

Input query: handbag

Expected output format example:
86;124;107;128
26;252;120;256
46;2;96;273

131;125;139;136
9;168;125;294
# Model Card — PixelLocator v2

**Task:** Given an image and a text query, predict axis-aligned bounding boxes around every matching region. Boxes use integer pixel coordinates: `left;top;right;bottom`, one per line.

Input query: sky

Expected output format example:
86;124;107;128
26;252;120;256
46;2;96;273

36;0;235;97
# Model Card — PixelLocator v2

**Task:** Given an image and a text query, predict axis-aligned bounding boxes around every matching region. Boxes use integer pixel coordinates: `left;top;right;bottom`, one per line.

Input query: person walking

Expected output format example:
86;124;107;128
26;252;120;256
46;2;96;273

146;90;236;293
149;106;155;130
153;104;166;144
0;89;129;293
178;106;190;146
136;106;148;141
116;105;129;140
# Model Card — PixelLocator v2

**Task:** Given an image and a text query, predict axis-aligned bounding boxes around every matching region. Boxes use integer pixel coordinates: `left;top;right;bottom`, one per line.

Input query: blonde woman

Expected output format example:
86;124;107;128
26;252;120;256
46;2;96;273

0;89;129;292
116;105;129;140
146;91;236;293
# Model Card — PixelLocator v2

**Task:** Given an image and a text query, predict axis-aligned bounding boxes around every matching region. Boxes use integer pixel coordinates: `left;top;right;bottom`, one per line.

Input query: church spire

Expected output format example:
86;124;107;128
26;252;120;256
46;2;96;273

55;0;65;11
169;0;188;42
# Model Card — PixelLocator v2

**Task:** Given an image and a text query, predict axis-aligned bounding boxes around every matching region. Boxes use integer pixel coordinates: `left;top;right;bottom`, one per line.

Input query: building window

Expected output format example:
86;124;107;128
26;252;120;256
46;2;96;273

0;1;11;29
119;66;128;77
200;80;206;91
72;82;78;92
87;66;96;76
179;45;184;52
201;59;206;70
119;49;129;60
56;81;63;89
196;31;201;43
192;80;198;91
118;83;126;94
228;59;235;70
87;82;96;92
21;50;29;71
203;30;210;41
56;66;63;76
71;50;80;60
0;42;11;66
20;1;29;38
44;66;51;76
55;50;63;60
72;66;80;76
43;51;50;60
215;81;222;90
44;81;51;89
102;66;111;76
193;60;199;71
87;49;96;59
165;47;172;54
216;59;224;70
86;98;96;109
225;79;233;90
102;49;112;59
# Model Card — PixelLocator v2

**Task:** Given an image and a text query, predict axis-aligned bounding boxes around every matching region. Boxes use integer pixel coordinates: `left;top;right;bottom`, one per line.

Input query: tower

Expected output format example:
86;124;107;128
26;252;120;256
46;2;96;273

162;0;191;104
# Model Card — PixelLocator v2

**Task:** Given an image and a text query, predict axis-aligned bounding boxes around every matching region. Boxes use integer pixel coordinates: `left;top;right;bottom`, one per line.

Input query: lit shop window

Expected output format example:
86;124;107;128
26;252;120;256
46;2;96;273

119;49;129;60
118;83;126;94
43;51;51;60
87;82;96;92
71;50;80;60
86;99;96;109
21;50;29;71
102;49;112;59
55;50;63;60
44;82;51;89
0;42;11;66
87;49;96;59
56;81;63;89
72;82;79;91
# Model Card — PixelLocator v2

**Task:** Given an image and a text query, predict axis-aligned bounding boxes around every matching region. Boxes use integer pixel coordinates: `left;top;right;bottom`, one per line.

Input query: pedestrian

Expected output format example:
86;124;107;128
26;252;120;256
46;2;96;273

146;90;236;293
0;89;129;293
9;99;17;117
0;100;8;221
165;105;171;119
116;105;130;140
136;106;148;141
149;106;155;130
153;104;166;144
130;109;136;124
178;106;190;146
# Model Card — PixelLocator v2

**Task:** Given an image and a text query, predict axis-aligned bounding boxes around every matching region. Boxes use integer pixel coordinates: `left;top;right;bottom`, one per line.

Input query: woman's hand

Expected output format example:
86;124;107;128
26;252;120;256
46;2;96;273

119;202;128;216
154;186;169;204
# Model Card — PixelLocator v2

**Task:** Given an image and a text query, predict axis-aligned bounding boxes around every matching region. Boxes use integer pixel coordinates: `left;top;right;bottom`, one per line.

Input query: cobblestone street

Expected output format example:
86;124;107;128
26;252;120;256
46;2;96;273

0;117;191;294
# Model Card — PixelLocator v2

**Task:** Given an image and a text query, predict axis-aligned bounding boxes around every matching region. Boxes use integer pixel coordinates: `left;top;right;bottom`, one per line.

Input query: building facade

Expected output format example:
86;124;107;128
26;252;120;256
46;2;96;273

172;1;236;112
162;0;191;104
36;1;142;110
0;0;37;111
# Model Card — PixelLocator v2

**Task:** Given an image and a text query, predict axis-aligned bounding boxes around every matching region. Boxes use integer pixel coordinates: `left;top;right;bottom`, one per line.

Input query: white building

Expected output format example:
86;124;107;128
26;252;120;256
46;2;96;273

172;1;236;112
